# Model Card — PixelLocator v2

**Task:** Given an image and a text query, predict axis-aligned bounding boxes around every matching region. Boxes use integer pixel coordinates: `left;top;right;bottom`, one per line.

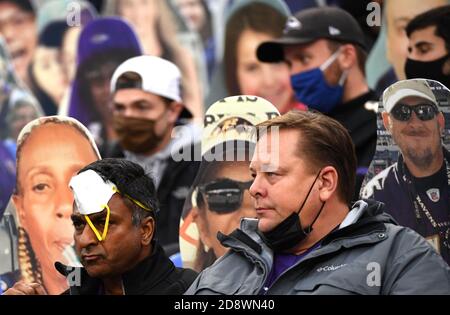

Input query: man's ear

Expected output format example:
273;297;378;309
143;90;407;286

12;194;26;229
167;101;183;124
318;166;338;202
438;112;445;134
191;206;212;250
386;34;393;64
382;111;391;132
443;58;450;75
338;44;357;70
141;216;155;246
191;206;199;221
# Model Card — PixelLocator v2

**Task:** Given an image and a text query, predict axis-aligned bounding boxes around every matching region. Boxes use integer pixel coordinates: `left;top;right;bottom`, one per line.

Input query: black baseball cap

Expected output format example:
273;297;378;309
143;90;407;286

39;21;69;48
257;6;367;63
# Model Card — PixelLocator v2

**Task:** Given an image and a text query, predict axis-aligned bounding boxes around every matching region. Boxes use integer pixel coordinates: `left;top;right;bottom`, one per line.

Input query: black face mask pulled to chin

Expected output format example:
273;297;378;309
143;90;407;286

259;171;325;253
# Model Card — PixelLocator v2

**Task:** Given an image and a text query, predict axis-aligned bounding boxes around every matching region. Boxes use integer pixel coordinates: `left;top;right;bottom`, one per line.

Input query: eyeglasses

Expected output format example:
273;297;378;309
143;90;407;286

196;178;253;213
391;103;438;121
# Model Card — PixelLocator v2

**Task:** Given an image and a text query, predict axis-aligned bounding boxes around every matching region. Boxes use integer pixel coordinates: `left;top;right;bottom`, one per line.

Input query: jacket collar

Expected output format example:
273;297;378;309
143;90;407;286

56;243;176;295
121;244;176;294
219;199;395;258
320;199;396;247
218;218;273;276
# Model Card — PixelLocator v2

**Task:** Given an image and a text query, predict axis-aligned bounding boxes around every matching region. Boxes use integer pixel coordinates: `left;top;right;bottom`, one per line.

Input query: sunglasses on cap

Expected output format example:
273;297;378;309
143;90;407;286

391;103;438;122
195;178;253;213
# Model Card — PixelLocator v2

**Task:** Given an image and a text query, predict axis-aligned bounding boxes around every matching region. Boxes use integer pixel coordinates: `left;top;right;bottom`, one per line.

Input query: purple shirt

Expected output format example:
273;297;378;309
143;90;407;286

260;243;320;294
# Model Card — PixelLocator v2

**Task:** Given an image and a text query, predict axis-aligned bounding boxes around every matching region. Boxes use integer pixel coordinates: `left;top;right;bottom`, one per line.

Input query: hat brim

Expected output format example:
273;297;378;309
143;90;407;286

385;89;436;113
257;36;317;62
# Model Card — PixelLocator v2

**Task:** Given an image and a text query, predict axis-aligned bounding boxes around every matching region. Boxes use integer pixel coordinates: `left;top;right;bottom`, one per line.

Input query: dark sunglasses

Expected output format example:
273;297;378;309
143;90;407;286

197;178;253;213
391;103;438;122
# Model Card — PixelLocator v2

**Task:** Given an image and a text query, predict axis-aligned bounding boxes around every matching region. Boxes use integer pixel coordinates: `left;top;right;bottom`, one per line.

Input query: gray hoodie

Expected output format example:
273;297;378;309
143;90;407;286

185;200;450;295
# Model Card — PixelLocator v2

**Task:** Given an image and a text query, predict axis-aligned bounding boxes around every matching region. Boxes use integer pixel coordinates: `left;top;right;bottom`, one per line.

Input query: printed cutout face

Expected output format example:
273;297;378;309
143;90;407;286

12;120;99;294
237;29;293;113
0;2;37;83
32;46;68;105
61;27;81;83
192;161;255;258
382;96;444;171
361;79;449;190
385;0;447;80
179;95;280;271
174;0;206;32
360;79;450;261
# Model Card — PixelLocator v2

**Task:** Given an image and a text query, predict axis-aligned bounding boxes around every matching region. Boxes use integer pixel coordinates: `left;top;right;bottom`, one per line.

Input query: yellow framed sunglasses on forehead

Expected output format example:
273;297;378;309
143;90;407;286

84;187;152;242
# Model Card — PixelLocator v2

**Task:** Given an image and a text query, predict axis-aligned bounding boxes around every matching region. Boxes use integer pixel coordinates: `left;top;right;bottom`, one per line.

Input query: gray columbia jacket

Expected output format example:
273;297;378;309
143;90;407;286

185;200;450;295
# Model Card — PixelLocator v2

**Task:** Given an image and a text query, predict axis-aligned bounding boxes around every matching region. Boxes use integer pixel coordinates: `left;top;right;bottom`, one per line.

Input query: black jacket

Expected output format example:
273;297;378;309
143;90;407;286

103;142;200;248
56;244;197;295
329;90;378;199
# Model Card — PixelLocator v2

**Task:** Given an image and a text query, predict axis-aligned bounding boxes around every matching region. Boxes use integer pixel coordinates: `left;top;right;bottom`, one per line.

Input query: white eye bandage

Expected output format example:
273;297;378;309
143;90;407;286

69;170;117;242
70;170;117;216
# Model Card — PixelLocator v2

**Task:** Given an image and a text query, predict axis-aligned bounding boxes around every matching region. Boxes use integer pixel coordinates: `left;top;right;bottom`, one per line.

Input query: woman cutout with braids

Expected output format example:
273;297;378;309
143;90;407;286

11;116;100;294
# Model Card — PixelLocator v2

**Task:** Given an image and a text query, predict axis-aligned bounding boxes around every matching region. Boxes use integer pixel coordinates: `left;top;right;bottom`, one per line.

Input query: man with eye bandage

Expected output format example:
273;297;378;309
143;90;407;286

3;158;197;295
362;79;450;265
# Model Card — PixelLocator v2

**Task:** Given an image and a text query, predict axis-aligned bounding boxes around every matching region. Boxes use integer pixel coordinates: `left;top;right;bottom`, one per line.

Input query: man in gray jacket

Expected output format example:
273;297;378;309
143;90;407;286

186;110;450;295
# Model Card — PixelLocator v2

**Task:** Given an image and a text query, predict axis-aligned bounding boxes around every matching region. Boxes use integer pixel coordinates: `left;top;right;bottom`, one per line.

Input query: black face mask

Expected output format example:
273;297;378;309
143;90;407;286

405;54;450;88
259;171;325;252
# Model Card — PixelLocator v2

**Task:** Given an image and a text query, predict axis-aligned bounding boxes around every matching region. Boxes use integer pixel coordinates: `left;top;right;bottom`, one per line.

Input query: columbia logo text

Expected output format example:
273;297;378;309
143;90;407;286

316;264;347;272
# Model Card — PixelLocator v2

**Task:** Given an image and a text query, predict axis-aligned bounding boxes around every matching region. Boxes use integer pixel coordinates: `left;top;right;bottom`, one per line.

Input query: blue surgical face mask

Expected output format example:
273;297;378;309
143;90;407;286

290;49;348;113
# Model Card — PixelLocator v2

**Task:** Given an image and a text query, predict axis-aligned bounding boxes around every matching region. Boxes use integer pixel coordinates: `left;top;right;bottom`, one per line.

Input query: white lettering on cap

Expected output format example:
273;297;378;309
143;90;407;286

90;33;109;44
329;26;341;36
285;16;302;32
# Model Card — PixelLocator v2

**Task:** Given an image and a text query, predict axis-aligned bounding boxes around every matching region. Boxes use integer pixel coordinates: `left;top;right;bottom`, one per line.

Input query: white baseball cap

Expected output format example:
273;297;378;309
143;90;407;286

202;95;280;155
111;55;181;101
382;79;437;113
